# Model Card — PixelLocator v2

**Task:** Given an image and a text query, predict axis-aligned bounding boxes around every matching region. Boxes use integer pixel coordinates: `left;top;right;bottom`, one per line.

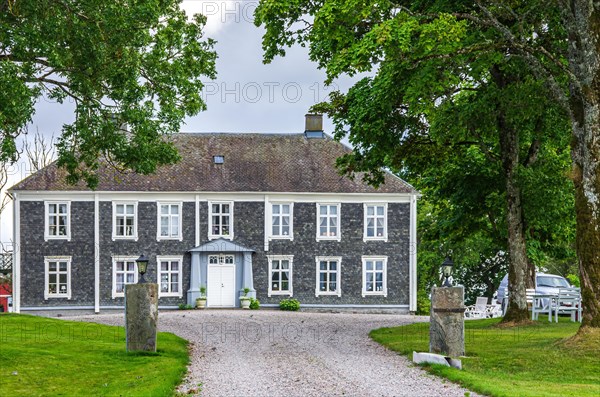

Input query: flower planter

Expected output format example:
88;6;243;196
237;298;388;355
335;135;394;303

240;298;251;309
196;298;207;309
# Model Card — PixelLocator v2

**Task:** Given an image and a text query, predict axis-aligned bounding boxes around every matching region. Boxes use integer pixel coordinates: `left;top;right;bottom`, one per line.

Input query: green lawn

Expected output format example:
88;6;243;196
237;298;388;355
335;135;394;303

0;314;189;396
371;318;600;397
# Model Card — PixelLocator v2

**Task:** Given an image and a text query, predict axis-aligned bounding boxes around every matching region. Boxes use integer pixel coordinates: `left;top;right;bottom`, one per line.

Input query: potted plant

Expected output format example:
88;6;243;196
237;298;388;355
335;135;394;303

196;285;207;309
240;287;251;309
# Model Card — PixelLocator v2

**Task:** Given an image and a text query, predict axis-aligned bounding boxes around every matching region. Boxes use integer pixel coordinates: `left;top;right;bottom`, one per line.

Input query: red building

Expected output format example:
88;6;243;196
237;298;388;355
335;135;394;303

0;282;11;312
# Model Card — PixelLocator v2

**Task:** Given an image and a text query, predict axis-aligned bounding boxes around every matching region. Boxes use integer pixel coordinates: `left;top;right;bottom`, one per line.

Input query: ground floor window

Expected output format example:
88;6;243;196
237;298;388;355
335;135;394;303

315;256;342;297
157;256;183;297
267;255;293;297
44;256;71;299
362;256;388;297
112;257;138;298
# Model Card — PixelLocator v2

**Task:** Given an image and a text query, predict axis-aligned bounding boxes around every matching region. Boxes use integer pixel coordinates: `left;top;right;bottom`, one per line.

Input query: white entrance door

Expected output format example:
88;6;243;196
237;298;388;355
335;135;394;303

207;255;236;307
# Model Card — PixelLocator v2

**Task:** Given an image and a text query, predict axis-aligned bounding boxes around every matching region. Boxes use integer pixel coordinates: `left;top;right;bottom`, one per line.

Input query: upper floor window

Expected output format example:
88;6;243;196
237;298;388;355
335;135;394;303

315;256;342;297
209;202;233;239
44;256;71;299
364;204;387;241
157;256;183;297
112;202;137;240
267;255;293;297
45;202;70;241
316;203;341;241
157;202;182;241
362;256;388;297
271;203;293;239
112;257;138;298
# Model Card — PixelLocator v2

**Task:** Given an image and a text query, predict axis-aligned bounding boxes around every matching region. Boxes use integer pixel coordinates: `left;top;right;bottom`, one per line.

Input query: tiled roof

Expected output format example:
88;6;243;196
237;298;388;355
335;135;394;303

10;133;416;194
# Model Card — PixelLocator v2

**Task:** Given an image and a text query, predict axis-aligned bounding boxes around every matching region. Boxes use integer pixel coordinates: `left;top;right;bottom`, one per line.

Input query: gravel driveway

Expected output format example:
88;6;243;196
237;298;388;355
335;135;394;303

73;310;478;397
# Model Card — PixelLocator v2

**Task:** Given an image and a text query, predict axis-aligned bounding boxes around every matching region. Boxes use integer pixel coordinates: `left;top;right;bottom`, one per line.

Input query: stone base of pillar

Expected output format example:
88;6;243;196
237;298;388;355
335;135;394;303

125;283;158;352
430;286;465;357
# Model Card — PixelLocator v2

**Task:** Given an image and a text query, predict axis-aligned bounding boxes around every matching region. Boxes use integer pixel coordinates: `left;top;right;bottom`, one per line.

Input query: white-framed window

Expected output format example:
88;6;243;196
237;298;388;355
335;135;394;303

267;255;293;297
316;203;341;241
364;204;388;241
44;256;71;299
208;254;235;265
362;256;388;297
271;203;293;239
157;256;183;297
315;256;342;297
209;201;233;239
157;202;183;241
112;257;138;298
112;202;137;240
44;202;71;241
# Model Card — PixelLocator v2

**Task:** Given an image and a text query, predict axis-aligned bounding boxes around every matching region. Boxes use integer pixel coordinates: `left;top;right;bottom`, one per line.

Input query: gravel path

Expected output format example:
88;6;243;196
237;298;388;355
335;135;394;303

72;310;479;397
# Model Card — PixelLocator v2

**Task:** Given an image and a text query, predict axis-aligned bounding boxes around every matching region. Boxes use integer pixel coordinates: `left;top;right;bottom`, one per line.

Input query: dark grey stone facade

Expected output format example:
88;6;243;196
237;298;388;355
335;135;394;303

19;199;411;309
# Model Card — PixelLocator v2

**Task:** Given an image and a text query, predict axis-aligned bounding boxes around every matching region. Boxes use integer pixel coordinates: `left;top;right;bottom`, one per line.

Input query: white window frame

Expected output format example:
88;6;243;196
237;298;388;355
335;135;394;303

157;202;183;241
156;256;183;298
363;203;388;242
112;256;138;298
44;201;71;241
316;203;341;241
315;256;342;297
208;201;234;240
270;202;294;240
112;202;138;241
44;256;72;299
267;255;293;297
362;256;388;297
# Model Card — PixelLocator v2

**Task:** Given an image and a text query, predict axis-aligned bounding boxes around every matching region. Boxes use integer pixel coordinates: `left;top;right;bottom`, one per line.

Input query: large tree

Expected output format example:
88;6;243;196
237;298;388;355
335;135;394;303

255;0;598;328
0;0;216;187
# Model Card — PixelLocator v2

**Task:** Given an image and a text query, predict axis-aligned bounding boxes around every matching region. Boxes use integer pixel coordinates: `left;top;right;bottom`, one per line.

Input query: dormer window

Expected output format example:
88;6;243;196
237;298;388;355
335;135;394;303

213;155;224;164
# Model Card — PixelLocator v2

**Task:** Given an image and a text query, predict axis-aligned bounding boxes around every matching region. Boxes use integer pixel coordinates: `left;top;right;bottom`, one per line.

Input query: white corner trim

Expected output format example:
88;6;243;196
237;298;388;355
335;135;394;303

409;194;418;312
264;195;270;251
195;195;200;247
13;192;20;313
94;194;100;313
314;256;342;297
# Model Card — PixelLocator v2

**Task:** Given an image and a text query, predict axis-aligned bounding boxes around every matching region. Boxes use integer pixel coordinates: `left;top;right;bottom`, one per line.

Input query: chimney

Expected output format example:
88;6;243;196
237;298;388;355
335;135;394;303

304;114;324;138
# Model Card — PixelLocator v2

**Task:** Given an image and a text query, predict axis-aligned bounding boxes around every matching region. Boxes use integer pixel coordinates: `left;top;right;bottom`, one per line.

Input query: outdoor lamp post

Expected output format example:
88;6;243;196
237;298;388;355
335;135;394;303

441;257;454;287
136;254;149;284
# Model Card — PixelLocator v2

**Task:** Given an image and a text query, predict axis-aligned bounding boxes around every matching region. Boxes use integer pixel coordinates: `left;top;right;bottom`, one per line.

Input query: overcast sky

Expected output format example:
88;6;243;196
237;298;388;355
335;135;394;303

0;1;367;246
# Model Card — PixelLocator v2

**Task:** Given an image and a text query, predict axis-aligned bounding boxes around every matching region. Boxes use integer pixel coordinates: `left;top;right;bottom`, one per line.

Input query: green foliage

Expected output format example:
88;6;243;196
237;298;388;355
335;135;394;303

0;314;189;395
279;298;300;311
199;285;207;297
255;0;576;307
567;274;580;288
178;303;194;310
242;287;251;296
249;297;260;310
371;319;600;397
0;0;217;187
415;289;430;315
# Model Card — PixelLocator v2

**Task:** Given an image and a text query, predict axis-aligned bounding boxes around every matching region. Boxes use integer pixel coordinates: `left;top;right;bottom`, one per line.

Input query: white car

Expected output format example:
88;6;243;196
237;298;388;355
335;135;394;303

496;273;571;305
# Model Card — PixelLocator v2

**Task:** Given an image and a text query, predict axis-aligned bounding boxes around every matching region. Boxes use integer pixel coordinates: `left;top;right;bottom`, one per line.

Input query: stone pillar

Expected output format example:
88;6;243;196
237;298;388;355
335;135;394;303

430;286;465;357
125;283;158;352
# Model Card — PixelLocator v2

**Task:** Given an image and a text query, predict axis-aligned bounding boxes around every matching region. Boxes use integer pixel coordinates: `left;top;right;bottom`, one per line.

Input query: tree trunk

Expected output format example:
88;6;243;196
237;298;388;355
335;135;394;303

491;66;531;323
567;1;600;329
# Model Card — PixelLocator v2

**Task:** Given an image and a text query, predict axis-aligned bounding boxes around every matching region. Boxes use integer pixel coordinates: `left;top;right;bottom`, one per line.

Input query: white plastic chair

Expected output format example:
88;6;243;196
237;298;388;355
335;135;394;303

465;297;489;319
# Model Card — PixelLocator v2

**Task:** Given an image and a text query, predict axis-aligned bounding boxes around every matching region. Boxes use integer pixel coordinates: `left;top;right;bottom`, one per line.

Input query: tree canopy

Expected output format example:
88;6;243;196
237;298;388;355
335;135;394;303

255;0;599;328
0;0;216;187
